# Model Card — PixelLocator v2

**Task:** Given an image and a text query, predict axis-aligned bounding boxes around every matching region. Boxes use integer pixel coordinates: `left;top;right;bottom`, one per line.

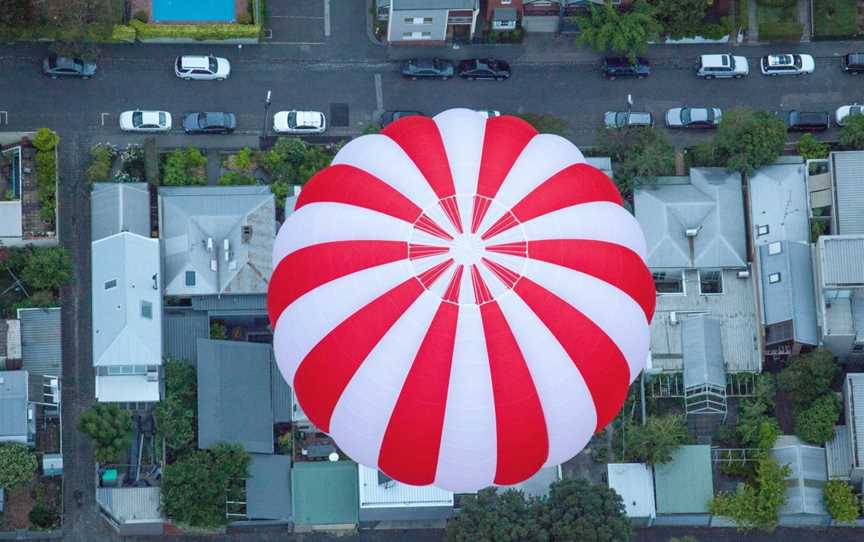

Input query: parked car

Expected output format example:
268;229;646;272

842;53;864;74
696;54;749;79
119;110;172;132
665;107;721;128
601;57;651;79
182;112;237;134
42;55;97;79
477;110;502;119
379;110;424;127
760;54;814;76
836;104;864;126
401;58;455;80
774;110;830;131
174;55;231;80
458;59;511;80
273;110;326;134
604;111;654;129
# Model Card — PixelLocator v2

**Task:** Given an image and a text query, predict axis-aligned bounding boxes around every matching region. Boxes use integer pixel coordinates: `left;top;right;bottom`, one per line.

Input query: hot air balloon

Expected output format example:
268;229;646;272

269;108;655;493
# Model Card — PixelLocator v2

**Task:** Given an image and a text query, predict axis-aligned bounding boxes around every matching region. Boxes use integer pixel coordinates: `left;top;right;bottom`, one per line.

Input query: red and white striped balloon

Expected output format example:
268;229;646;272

269;109;655;492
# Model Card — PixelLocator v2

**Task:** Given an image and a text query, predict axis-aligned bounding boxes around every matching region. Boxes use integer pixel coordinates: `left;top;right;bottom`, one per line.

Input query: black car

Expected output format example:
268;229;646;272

843;53;864;74
457;58;511;80
602;57;651;79
401;58;455;80
182;112;237;134
42;55;97;79
379;111;424;127
774;110;830;132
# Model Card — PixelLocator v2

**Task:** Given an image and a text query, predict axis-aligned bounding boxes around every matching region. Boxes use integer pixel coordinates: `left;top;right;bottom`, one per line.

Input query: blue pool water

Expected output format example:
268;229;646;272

152;0;236;23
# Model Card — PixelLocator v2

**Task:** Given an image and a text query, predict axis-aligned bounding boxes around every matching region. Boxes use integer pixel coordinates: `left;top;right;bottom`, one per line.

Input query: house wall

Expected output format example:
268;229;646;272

654;514;711;526
485;0;523;20
388;9;448;42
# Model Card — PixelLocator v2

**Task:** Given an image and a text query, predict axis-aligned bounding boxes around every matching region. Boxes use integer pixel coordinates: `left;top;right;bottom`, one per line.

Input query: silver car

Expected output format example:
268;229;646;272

604;111;654;128
119;110;172;132
174;55;231;81
665;107;722;129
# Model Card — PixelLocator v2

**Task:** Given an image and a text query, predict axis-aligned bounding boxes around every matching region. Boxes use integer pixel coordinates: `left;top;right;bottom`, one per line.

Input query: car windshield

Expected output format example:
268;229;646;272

681;109;691;124
794;56;802;68
198;113;208;128
158;112;167;126
287;111;297;128
209;57;218;73
132;112;143;127
48;56;58;69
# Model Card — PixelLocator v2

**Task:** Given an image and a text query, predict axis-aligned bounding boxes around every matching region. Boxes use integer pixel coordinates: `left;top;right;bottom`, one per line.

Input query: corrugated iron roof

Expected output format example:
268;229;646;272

162;309;209;364
818;235;864;287
771;439;828;516
271;356;292;424
654;445;713;515
292;461;359;525
247;453;292;520
758;241;818;346
748;163;810;244
847;374;864;469
358;464;453;509
17;308;61;376
826;425;853;479
0;370;28;440
191;294;267;312
832;151;864;235
91;183;150;242
682;315;726;389
96;487;162;523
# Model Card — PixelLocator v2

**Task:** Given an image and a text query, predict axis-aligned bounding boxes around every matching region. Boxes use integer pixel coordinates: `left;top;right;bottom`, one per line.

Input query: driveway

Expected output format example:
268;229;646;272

264;0;328;44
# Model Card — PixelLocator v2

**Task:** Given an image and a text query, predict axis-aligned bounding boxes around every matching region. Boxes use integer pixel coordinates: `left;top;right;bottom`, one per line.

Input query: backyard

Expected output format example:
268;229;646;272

756;0;803;41
813;0;861;38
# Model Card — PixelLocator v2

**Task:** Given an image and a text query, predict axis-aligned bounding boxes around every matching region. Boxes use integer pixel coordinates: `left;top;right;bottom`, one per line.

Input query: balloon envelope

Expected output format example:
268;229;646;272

269;109;655;492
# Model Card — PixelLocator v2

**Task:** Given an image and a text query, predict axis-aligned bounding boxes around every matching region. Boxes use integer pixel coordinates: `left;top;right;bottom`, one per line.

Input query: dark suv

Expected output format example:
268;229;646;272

401;58;455;80
602;57;651;79
774;110;830;132
843;53;864;74
457;58;511;80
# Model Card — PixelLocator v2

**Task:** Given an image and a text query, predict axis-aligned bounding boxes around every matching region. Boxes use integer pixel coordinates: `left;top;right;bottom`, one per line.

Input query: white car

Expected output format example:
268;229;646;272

477;110;501;119
174;55;231;81
119;110;172;132
696;54;749;79
273;110;326;134
835;104;864;126
760;54;815;76
665;107;722;129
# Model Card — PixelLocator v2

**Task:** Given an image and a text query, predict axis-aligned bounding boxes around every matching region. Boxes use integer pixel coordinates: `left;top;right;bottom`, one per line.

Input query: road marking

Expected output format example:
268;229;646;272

263;28;273;39
374;74;383;111
100;113;110;126
0;111;6;125
324;0;331;37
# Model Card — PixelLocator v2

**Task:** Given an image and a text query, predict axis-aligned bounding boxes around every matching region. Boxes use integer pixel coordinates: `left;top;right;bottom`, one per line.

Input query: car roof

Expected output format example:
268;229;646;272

766;54;794;66
140;111;162;124
180;56;211;69
701;54;730;68
847;53;864;63
294;111;324;126
627;112;653;123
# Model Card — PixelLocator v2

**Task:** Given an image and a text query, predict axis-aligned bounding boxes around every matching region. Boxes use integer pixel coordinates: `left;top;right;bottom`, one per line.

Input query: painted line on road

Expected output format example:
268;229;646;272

263;28;273;40
100;113;110;126
0;111;6;125
324;0;331;37
374;74;383;111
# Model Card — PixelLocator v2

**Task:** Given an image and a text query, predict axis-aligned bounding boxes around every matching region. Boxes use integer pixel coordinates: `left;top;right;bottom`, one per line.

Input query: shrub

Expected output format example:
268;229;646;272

32;128;59;152
709;456;790;531
210;321;228;340
86;144;116;185
620;414;689;464
297;146;333;184
823;480;859;523
0;443;38;488
794;393;840;444
839;114;864;150
21;247;73;292
163;147;207;186
228;147;256;174
129;19;260;41
218;172;256;186
77;403;133;464
12;290;57;312
144;137;159;185
237;12;253;25
517;113;570;137
111;24;137;43
688;142;723;167
779;348;838;408
271;180;293;210
797;133;830;160
715;108;787;175
133;10;149;23
29;504;60;529
758;20;804;41
35;150;57;222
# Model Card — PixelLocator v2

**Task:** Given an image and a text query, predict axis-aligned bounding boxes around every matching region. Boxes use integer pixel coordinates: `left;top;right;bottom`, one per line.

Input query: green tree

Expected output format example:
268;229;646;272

839;114;864;150
85;144;116;185
535;478;633;542
162;443;250;528
32;128;60;152
709;456;790;531
271;181;293;210
0;443;38;489
737;399;780;450
297;145;333;184
517;113;570;137
154;359;197;456
44;0;121;57
0;0;37;27
794;393;840;444
77;403;133;463
596;126;675;199
622;414;688;464
651;0;709;38
823;480;859;523
778;348;837;409
218;172;256;186
714;108;787;175
576;1;661;62
162;147;207;186
21;247;73;292
796;133;829;160
446;488;539;542
362;122;381;135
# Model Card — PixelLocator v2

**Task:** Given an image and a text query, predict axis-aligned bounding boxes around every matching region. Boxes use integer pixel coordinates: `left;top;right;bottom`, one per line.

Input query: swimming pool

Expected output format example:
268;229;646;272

151;0;236;23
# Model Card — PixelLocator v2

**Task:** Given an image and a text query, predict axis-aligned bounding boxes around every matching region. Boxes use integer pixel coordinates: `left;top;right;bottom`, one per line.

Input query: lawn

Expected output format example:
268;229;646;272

757;2;803;40
813;0;860;37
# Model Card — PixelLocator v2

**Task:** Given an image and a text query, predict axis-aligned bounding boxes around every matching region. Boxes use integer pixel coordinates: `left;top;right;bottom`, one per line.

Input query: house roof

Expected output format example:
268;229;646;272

91;182;150;242
759;241;818;346
825;425;853;479
654;445;714;514
292;461;359;525
748;163;809;244
0;319;21;367
634;169;746;269
0;201;22;239
682;315;726;389
190;294;267;314
96;487;162;523
393;0;477;10
92;232;162;367
607;463;655;519
832;151;864;235
246;453;292;520
0;370;28;440
846;373;864;469
503;465;561;499
196;339;274;453
162;309;209;364
159;186;275;296
817;235;864;288
271;359;292;424
17;308;61;376
358;465;453;511
771;437;828;516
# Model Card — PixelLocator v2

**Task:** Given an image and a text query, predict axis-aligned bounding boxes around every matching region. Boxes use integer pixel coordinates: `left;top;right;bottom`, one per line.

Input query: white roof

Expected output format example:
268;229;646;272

180;55;210;69
607;463;656;519
96;374;160;402
358;465;453;509
0;201;22;239
92;232;162;368
701;54;730;68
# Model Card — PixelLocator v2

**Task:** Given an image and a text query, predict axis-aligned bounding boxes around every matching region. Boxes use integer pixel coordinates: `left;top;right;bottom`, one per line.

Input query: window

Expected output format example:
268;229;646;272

757;224;769;236
769;272;782;284
185;271;196;286
104;279;117;290
405;16;432;24
768;242;782;255
402;31;432;39
493;20;517;29
853;344;864;353
699;270;724;294
652;271;685;294
140;300;153;319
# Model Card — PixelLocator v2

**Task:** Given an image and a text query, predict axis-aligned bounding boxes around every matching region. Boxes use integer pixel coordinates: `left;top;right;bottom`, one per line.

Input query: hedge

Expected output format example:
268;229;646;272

756;0;796;7
111;25;137;43
129;19;260;41
759;20;804;40
35;150;57;223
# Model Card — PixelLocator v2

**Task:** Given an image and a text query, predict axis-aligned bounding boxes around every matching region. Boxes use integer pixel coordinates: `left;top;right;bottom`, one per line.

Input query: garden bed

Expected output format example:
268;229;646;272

756;0;803;41
813;0;860;38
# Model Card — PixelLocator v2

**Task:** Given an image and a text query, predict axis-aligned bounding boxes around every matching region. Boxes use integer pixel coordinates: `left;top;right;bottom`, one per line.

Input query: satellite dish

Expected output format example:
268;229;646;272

328;452;339;462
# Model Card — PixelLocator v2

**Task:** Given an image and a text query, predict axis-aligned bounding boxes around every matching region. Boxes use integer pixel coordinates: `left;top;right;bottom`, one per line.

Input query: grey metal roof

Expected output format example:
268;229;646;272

635;168;746;269
91;183;151;242
159;186;275;296
825;425;853;479
271;357;292;424
682;316;726;389
393;0;477;10
585;157;613;180
96;487;162;523
748;163;809;244
246;453;292;520
847;373;864;469
770;440;828;516
758;241;818;346
817;235;864;288
162;309;209;364
17;308;61;376
0;370;28;440
503;466;560;498
832;151;864;235
197;339;274;453
191;295;268;313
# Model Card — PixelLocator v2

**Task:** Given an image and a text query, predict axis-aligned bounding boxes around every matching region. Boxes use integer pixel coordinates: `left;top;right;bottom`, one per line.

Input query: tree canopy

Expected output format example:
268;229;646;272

576;1;661;62
20;247;73;293
839;114;864;150
823;480;859;523
0;443;38;489
595;126;676;199
714;108;787;175
77;403;133;464
620;414;689;464
737;399;781;450
651;0;709;38
709;456;790;531
778;348;837;408
793;393;840;445
796;133;829;160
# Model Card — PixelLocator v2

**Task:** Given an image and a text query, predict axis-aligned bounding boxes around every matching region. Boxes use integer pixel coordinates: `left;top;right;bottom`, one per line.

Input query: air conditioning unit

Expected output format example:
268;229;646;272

737;270;750;279
146;371;159;382
669;311;678;326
